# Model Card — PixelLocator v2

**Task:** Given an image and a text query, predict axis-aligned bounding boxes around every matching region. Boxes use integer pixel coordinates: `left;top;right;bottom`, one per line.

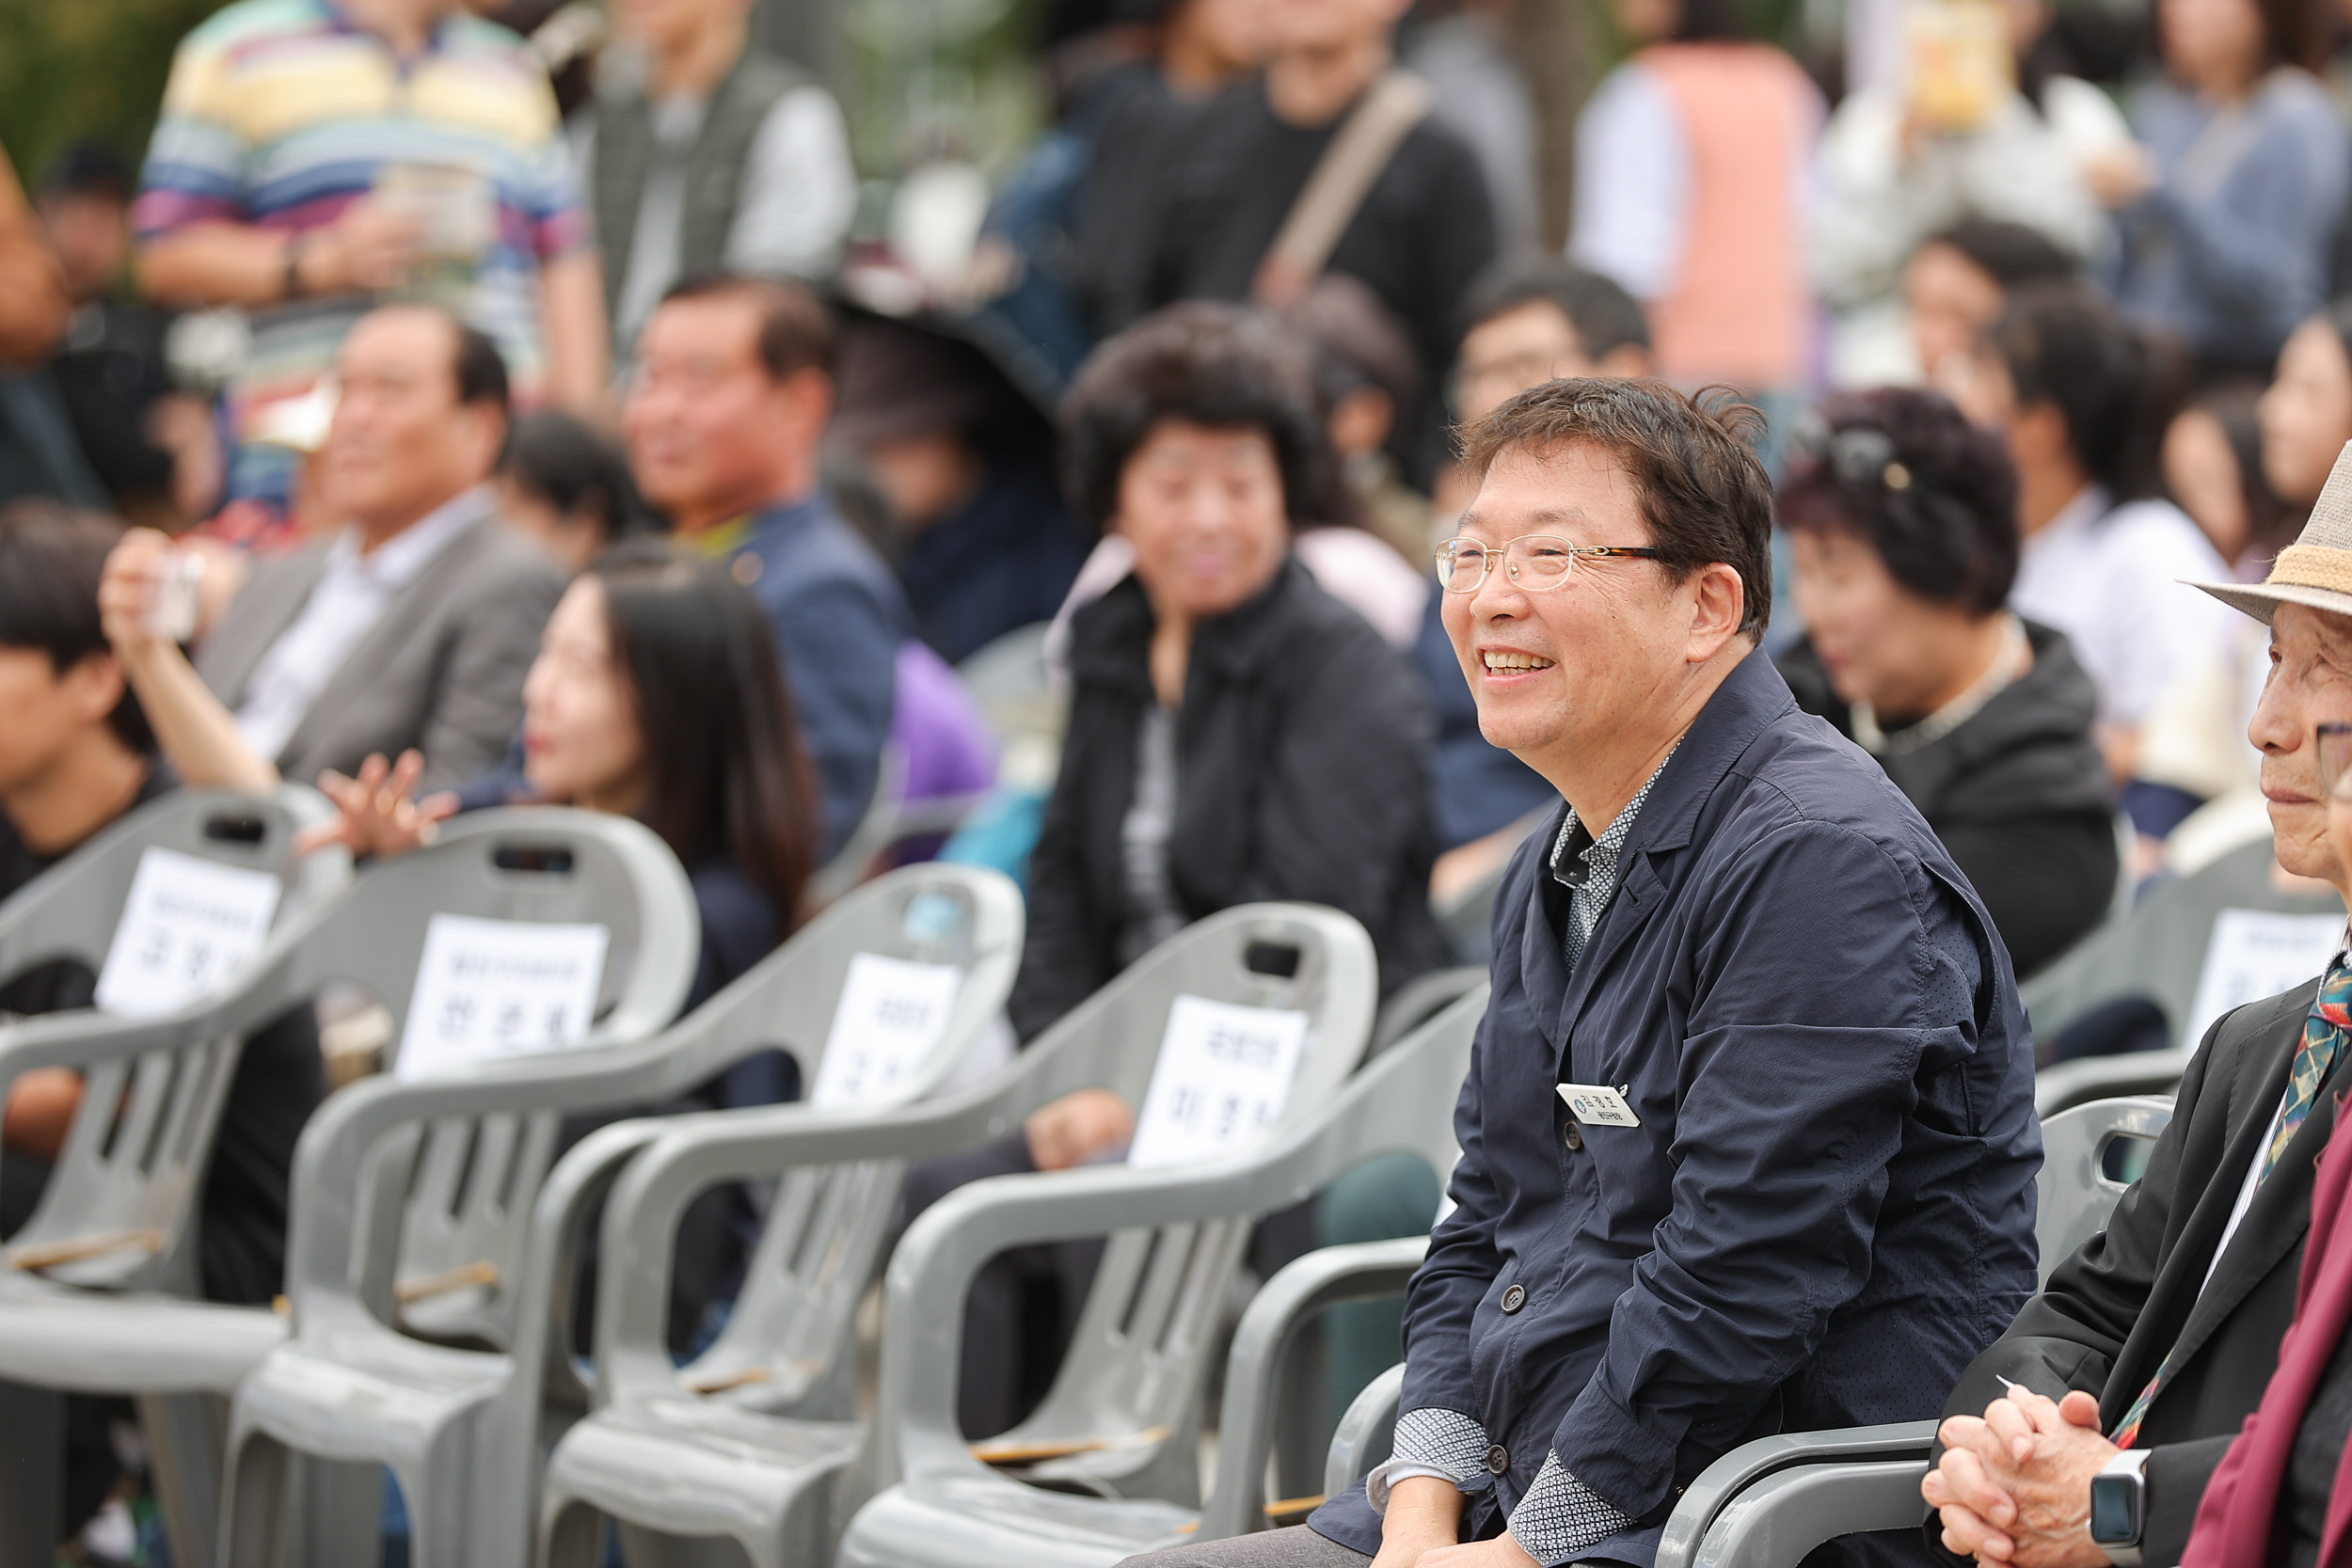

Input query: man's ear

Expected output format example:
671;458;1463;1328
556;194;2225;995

1685;562;1746;662
63;650;126;728
783;367;835;440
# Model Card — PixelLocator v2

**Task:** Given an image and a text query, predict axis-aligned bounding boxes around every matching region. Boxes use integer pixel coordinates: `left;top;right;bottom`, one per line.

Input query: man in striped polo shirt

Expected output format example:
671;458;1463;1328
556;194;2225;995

132;0;608;511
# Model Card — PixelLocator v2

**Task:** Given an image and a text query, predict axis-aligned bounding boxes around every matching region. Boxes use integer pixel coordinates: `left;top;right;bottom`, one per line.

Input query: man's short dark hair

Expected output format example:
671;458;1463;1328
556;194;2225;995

453;322;510;412
660;271;837;379
0;500;151;752
1462;255;1651;360
1923;220;2078;291
1987;283;2179;502
1776;388;2021;617
1061;301;1330;532
40;140;133;204
1459;378;1774;640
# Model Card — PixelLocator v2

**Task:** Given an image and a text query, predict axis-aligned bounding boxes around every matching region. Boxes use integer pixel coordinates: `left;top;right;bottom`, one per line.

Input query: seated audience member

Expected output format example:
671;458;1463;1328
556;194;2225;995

623;272;911;859
829;312;1089;664
1922;443;2352;1568
909;303;1454;1439
299;542;824;1340
0;499;319;1306
36;142;215;531
0;499;321;1568
496;409;662;573
1954;286;2233;805
1908;219;2077;389
2164;722;2352;1568
1132;379;2041;1568
2262;302;2352;518
193;303;564;793
1779;388;2116;978
1419;259;1656;900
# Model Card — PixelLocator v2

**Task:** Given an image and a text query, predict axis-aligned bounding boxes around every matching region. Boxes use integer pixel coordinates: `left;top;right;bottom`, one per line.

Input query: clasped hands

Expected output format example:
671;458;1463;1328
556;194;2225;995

1923;1385;2122;1568
1369;1477;1539;1568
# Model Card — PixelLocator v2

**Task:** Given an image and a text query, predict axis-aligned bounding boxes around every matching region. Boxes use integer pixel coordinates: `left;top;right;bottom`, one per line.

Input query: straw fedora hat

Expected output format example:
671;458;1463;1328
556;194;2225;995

2194;440;2352;622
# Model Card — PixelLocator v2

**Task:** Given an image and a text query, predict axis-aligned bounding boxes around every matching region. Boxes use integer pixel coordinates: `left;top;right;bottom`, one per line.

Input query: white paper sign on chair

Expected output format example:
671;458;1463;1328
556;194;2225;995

2185;908;2348;1050
393;914;611;1081
1129;995;1311;1169
94;847;284;1018
811;953;963;1107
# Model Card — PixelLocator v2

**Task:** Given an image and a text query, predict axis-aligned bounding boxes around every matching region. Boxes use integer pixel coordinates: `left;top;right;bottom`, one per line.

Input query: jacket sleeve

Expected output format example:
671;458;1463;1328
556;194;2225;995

2141;98;2344;338
415;557;564;794
1550;820;1995;1519
1232;622;1436;933
768;570;900;862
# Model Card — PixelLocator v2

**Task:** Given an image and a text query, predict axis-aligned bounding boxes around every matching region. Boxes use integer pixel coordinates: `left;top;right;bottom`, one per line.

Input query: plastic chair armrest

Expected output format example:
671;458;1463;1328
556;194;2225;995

1201;1237;1428;1539
2033;1049;2191;1118
1324;1362;1406;1500
1655;1420;1938;1568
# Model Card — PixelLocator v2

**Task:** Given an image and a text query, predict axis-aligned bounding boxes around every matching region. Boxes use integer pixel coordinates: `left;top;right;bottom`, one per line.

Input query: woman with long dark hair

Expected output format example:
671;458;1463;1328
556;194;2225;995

317;538;821;1009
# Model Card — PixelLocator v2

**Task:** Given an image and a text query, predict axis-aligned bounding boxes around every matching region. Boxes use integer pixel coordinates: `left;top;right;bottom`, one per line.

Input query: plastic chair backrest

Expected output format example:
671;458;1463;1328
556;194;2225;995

326;810;698;1343
0;785;343;993
2021;840;2338;1049
977;906;1376;1481
0;788;347;1294
2035;1096;2173;1287
1433;808;1549;966
637;867;1026;1412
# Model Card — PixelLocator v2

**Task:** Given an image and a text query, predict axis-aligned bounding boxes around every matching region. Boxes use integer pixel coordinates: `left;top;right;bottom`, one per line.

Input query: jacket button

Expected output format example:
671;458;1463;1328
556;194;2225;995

1564;1122;1583;1152
1501;1284;1527;1313
1486;1444;1510;1475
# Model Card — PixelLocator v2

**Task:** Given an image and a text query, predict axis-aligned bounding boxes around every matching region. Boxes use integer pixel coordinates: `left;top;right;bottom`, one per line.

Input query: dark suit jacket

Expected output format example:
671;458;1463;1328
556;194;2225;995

196;507;564;794
1931;983;2344;1568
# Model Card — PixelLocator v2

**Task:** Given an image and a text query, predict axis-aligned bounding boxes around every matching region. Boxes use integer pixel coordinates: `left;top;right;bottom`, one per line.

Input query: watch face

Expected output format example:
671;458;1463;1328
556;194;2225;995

2090;1474;2141;1545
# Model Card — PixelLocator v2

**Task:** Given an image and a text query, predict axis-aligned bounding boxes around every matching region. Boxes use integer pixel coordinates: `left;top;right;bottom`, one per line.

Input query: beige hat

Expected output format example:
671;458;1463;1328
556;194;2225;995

2195;439;2352;624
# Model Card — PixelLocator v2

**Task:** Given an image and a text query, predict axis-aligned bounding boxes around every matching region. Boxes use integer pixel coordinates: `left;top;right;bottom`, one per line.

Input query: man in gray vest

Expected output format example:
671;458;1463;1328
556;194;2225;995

583;0;855;355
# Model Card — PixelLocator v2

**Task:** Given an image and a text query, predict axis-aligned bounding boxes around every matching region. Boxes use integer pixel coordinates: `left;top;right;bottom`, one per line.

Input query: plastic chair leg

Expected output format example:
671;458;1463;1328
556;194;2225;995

0;1380;62;1568
136;1391;227;1568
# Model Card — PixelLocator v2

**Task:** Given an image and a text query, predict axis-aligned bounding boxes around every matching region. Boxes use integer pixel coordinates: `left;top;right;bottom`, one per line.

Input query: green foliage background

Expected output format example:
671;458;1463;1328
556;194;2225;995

0;0;233;189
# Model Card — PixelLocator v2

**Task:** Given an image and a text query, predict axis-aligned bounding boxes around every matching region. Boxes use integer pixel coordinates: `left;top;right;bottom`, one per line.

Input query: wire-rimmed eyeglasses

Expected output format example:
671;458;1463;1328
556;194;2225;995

1433;535;1663;594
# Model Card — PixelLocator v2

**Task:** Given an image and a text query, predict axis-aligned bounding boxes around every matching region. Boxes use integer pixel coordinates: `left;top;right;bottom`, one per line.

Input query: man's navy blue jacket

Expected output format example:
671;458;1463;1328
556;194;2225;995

1310;647;2043;1565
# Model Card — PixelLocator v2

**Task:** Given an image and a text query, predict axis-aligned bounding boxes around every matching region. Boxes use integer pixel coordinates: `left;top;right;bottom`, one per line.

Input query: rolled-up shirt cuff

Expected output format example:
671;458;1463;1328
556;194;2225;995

1506;1450;1638;1565
1367;1406;1490;1512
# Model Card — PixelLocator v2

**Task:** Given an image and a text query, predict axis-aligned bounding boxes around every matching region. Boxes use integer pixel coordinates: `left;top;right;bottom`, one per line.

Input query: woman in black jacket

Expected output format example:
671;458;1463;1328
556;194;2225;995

1777;387;2118;977
1011;303;1453;1038
906;302;1454;1437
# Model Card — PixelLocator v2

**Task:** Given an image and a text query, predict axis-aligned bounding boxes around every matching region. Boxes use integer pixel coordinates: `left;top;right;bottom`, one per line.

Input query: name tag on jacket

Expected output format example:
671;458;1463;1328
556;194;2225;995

1558;1083;1641;1127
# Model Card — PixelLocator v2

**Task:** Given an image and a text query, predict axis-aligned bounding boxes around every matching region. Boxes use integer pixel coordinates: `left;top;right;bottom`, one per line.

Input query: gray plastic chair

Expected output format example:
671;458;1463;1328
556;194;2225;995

224;863;1022;1568
0;808;694;1568
2022;838;2339;1050
831;920;1463;1568
810;744;909;908
1637;1095;2177;1568
537;906;1377;1568
0;786;342;1568
2035;1048;2192;1119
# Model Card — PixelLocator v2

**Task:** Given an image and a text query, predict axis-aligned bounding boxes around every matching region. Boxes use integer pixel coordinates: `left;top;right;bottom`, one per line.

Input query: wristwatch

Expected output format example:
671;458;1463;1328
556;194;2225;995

2089;1449;2153;1567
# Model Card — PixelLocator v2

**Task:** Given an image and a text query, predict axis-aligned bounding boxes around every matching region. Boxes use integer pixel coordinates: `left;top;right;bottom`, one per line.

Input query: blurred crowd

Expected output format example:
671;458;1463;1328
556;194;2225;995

14;0;2352;1556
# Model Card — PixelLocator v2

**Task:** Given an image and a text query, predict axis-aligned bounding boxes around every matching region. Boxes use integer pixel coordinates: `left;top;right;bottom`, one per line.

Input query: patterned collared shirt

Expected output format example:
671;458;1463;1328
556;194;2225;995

1371;752;1677;1564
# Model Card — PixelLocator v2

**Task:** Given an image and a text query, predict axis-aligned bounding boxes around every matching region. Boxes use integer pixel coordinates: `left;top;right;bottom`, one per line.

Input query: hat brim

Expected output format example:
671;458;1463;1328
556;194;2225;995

2187;577;2352;626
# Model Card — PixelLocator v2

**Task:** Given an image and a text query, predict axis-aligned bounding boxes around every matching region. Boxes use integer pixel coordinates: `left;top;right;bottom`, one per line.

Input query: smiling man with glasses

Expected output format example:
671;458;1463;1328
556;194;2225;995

1169;374;2048;1568
1115;377;2045;1568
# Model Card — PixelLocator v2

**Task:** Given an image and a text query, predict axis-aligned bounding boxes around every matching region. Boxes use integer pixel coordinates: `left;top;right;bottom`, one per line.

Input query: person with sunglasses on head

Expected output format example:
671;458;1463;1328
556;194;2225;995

1776;388;2117;979
1126;375;2040;1568
1921;438;2352;1568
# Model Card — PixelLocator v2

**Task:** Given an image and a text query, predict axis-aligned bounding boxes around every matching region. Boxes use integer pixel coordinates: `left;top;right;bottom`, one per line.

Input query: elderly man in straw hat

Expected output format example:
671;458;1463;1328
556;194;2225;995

1920;443;2352;1568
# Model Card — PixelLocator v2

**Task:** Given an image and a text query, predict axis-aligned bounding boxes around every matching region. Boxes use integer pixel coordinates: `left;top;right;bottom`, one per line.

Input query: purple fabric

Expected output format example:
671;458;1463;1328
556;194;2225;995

893;640;996;802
